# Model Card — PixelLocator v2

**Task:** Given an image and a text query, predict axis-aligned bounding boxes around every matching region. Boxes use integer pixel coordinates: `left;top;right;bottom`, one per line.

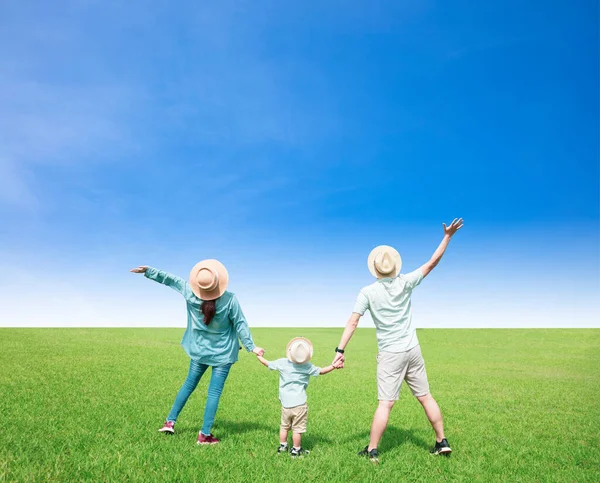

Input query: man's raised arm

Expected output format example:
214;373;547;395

420;218;464;278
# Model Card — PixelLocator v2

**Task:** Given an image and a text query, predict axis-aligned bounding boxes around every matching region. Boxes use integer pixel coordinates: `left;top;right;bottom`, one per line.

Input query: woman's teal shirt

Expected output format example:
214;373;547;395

144;267;256;366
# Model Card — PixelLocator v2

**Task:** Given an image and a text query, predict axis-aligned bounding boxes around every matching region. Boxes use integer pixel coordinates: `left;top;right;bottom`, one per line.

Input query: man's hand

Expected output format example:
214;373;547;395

130;266;148;273
421;218;464;278
252;347;265;357
332;352;345;369
443;218;464;237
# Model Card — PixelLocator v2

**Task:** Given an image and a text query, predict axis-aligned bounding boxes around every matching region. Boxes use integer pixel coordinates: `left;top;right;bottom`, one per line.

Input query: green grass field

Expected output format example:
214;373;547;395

1;329;599;482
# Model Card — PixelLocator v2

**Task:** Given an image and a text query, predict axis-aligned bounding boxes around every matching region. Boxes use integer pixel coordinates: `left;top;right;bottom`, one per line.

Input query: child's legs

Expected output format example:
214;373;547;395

280;407;292;443
290;403;308;448
292;433;302;447
200;363;232;435
166;360;208;422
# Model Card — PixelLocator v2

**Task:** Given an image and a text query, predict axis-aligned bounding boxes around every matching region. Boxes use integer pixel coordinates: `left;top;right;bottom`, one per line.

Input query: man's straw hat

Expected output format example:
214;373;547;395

189;259;229;300
286;337;313;364
367;245;402;278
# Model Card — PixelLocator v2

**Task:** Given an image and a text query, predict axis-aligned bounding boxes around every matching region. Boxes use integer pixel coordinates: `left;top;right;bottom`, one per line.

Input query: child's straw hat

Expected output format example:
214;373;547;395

286;337;313;364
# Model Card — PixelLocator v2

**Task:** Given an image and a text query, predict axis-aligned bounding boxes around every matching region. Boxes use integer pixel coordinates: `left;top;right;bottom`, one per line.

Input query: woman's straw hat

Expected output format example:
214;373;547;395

367;245;402;278
286;337;314;364
189;259;229;300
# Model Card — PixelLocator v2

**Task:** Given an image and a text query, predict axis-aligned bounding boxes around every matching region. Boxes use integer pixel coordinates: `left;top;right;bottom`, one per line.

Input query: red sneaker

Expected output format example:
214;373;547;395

158;421;175;434
197;433;220;445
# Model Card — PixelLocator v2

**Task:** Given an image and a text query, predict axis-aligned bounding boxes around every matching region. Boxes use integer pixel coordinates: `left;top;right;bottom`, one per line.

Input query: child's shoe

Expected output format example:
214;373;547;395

290;447;309;457
277;443;289;454
158;421;175;434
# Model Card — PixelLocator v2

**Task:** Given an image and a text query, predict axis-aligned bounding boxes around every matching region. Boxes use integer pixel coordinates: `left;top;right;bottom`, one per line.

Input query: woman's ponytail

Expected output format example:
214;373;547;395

201;299;217;325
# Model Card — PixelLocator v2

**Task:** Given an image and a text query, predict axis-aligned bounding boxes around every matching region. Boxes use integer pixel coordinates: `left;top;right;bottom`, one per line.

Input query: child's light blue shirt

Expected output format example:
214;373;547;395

268;358;320;408
144;267;256;365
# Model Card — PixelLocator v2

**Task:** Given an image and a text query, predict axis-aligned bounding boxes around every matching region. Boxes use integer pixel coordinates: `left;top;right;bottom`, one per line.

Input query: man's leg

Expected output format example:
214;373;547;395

368;400;395;451
417;394;445;442
405;345;447;444
367;351;405;451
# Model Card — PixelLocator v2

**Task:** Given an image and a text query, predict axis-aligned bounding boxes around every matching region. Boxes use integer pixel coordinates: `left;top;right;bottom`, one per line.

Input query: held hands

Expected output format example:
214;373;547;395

252;347;265;357
443;218;464;238
332;351;345;369
130;266;148;273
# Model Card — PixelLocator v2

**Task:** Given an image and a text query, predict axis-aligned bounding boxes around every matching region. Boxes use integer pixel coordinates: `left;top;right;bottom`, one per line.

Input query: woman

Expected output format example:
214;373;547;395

131;259;264;445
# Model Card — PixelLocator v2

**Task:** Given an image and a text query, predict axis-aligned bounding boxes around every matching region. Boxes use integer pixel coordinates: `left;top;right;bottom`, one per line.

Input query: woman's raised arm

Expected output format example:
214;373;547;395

131;266;188;296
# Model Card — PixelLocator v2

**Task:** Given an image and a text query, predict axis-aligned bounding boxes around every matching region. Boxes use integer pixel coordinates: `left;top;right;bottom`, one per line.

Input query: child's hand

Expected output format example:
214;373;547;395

252;347;265;357
256;353;269;367
332;352;345;369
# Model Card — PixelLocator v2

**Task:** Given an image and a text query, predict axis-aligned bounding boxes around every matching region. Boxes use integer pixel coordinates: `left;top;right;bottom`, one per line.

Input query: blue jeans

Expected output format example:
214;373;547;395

166;360;232;435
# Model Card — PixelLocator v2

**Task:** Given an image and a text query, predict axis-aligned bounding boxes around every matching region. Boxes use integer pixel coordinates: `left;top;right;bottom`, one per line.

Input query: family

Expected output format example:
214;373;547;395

130;218;463;461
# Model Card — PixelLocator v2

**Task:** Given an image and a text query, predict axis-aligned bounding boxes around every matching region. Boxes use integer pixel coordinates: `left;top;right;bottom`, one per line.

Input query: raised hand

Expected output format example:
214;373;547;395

130;266;148;273
443;218;464;237
252;347;265;357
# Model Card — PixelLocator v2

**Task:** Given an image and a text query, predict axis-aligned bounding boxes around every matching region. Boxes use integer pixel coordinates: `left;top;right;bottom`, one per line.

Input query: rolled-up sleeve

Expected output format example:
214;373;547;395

402;269;424;290
228;295;256;352
353;291;369;315
144;267;188;295
308;364;321;377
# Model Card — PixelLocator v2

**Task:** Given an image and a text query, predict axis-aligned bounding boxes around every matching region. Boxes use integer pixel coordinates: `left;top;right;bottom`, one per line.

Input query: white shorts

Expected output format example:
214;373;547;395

377;345;430;400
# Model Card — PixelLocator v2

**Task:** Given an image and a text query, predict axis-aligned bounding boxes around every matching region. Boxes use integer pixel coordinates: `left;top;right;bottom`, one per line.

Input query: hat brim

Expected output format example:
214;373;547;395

367;245;402;278
189;259;229;300
286;337;313;364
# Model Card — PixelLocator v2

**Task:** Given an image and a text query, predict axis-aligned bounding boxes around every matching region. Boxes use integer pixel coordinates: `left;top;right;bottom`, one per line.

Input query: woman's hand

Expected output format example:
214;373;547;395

252;347;265;357
130;266;148;273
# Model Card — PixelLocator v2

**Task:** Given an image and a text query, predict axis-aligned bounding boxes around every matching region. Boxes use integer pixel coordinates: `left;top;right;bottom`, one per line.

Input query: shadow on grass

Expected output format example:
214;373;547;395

216;419;273;435
344;425;430;453
215;419;334;449
169;419;274;436
159;420;424;453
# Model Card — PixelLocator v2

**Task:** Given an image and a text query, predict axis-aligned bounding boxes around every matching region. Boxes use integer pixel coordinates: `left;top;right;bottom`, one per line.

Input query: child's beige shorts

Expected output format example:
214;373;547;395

281;403;308;433
377;345;430;400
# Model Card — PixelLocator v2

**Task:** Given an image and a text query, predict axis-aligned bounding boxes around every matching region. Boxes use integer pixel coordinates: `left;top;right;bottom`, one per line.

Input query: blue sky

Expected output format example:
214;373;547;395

0;0;598;328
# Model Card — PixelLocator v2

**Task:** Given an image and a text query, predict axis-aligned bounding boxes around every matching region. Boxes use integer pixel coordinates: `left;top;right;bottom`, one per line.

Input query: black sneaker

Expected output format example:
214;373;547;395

430;438;452;455
277;443;288;454
358;446;379;463
290;447;309;457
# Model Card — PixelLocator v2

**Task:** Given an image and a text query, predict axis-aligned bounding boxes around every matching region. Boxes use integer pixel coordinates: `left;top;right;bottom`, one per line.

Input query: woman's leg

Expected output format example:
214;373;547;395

200;364;232;435
166;360;209;422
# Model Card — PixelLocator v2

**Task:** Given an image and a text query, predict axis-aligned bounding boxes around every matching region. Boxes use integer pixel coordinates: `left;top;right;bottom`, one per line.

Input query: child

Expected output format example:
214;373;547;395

256;337;338;457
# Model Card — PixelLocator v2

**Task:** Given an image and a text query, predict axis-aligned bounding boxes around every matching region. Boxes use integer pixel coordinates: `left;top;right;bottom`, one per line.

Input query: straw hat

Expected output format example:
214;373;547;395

367;245;402;278
286;337;313;364
189;259;229;300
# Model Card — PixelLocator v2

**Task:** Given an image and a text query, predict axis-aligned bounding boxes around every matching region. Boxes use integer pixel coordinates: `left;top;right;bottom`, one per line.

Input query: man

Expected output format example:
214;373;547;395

332;218;464;462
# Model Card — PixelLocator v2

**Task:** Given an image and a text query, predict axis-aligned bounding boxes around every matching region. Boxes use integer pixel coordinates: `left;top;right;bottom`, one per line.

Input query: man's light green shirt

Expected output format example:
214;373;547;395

353;269;424;353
